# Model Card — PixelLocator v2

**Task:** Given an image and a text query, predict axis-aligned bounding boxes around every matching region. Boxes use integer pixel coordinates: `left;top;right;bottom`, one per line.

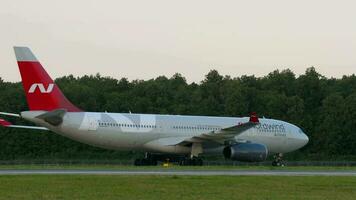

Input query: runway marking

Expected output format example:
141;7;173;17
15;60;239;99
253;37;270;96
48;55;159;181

1;170;356;176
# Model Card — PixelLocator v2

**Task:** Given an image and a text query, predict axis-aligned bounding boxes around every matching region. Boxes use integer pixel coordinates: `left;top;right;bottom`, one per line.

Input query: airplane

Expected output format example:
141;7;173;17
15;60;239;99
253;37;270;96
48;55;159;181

0;47;309;166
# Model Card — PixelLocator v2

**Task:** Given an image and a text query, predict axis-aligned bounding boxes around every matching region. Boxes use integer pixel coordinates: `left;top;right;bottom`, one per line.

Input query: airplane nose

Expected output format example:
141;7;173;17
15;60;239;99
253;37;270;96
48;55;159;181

299;132;309;147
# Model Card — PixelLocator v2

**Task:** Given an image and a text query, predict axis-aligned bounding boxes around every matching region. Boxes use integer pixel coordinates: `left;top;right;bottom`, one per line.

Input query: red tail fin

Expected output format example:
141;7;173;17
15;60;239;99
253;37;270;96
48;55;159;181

14;47;81;112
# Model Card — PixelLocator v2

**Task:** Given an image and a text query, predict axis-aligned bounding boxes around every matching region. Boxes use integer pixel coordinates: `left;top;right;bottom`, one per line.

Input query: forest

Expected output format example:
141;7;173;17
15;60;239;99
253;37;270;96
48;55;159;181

1;67;356;161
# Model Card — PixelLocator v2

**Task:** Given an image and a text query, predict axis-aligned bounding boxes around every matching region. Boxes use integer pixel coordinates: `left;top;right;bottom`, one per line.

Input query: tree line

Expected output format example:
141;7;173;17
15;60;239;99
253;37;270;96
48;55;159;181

0;67;356;161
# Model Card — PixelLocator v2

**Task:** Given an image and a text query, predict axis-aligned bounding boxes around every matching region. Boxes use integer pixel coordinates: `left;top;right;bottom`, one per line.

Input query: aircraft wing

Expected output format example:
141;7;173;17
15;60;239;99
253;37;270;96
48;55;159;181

0;118;49;130
177;113;259;146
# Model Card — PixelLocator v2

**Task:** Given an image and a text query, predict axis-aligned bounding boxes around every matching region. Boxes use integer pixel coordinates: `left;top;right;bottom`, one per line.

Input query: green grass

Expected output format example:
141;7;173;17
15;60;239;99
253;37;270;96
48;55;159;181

1;164;356;171
0;175;355;200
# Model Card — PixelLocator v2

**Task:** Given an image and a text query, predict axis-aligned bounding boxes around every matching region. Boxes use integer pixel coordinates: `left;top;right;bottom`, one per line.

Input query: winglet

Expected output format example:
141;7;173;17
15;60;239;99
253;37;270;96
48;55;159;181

249;112;259;123
0;118;12;127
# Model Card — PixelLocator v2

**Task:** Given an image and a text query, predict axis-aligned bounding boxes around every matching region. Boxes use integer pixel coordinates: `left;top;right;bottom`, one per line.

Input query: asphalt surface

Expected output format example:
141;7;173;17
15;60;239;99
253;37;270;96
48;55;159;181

0;169;356;176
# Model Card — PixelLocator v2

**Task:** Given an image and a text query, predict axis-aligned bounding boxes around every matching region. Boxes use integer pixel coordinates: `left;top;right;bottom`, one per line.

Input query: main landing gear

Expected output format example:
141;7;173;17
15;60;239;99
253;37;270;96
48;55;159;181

134;153;158;166
134;158;158;166
134;143;205;166
272;153;285;167
178;143;204;166
179;156;203;166
133;153;204;166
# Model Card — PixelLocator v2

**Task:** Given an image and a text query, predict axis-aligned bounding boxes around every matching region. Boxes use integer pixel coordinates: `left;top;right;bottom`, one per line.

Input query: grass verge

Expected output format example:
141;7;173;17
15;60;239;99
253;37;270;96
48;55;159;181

0;175;355;200
1;164;356;171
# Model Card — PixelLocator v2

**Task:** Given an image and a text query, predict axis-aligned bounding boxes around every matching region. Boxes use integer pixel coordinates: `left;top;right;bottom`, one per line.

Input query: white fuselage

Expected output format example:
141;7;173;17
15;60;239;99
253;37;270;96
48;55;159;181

21;111;309;155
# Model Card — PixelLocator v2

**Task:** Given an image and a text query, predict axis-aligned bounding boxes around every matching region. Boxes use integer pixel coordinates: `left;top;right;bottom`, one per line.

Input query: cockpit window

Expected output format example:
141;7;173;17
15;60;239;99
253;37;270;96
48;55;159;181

298;129;304;134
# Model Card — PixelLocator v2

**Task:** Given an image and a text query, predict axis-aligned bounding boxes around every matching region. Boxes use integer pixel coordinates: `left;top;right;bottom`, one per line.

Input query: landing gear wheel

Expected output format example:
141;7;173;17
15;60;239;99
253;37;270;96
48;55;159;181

134;158;142;166
136;152;158;166
179;157;203;166
134;158;158;166
272;153;285;167
195;158;203;166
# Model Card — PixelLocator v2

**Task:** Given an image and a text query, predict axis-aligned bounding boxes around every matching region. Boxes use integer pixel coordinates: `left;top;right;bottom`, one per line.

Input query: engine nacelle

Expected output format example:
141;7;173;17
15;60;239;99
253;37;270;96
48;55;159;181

223;143;268;162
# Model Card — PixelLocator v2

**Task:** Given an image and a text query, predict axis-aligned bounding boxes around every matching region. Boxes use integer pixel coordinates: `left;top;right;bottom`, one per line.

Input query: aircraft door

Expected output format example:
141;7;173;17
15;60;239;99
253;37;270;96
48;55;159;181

88;117;98;131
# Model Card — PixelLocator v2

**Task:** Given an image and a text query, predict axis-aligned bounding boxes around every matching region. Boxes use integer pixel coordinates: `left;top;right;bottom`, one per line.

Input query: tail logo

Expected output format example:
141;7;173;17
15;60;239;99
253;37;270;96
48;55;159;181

28;83;54;94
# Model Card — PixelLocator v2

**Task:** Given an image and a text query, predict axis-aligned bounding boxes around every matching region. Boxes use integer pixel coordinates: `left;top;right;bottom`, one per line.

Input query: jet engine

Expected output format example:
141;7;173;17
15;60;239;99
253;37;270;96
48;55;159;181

223;143;268;162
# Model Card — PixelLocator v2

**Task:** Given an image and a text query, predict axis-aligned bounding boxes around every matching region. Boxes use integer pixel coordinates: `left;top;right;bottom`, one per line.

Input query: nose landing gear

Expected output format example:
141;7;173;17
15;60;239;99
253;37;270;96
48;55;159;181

272;153;285;166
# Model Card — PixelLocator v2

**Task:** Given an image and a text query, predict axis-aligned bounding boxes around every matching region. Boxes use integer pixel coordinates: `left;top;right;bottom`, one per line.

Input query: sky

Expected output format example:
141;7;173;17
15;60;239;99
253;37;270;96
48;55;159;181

0;0;355;83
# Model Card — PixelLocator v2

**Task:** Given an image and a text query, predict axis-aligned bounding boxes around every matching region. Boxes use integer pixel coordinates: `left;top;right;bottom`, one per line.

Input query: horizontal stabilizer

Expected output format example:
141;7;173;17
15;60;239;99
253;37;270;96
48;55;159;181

0;112;21;117
0;118;48;130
